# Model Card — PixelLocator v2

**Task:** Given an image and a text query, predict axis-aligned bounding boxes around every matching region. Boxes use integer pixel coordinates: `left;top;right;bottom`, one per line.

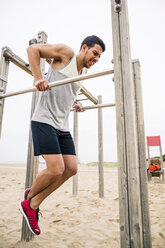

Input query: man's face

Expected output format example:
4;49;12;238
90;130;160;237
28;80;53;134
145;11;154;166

82;44;103;69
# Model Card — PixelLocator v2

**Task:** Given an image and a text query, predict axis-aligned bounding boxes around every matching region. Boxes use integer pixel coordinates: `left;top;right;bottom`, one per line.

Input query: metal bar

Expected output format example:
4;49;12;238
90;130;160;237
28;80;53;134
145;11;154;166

0;68;114;99
76;98;89;101
70;103;115;111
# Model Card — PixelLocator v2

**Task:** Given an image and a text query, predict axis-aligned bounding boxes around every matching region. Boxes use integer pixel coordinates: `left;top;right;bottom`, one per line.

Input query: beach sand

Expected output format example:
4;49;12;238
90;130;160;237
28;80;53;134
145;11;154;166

0;163;165;248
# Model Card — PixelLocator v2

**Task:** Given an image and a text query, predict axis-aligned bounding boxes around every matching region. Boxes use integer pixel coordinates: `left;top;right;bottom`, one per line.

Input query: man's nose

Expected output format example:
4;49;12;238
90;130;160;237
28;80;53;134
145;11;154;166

95;57;99;62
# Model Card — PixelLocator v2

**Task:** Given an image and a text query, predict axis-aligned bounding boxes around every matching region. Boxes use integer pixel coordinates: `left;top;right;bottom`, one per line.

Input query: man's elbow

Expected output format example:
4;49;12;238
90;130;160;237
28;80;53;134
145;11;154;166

26;45;38;54
26;44;39;55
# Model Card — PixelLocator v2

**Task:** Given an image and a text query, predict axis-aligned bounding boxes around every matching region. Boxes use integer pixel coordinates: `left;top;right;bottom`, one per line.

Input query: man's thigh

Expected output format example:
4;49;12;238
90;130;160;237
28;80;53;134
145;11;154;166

62;155;77;171
42;154;65;173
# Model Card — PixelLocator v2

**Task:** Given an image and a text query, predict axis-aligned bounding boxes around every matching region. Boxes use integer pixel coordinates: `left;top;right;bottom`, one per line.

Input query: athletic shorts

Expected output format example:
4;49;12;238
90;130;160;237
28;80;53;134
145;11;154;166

31;121;76;156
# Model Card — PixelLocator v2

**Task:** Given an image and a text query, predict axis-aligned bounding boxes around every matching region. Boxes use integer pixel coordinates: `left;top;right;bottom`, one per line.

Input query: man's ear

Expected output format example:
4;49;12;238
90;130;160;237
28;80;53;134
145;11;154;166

81;44;88;52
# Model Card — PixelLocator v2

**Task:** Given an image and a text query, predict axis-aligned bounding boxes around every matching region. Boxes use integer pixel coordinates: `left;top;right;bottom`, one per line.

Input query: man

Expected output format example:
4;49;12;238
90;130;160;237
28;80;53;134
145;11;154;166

18;35;105;235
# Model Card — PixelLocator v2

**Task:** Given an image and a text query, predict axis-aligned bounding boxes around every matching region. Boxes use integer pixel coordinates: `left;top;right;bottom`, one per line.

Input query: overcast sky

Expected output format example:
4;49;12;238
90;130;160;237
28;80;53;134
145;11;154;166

0;0;165;164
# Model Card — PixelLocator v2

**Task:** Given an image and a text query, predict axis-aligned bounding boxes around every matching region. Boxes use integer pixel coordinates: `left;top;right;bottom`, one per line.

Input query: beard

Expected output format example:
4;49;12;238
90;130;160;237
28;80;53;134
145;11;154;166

82;51;90;68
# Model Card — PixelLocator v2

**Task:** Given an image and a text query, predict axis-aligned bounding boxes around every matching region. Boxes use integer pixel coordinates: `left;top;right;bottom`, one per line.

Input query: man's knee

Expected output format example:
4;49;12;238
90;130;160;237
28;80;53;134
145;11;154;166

44;155;65;179
48;166;64;178
64;165;78;179
47;163;64;179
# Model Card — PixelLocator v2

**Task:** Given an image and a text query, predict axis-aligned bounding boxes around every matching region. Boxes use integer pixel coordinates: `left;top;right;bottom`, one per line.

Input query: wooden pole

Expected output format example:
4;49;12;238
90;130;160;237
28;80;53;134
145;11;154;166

132;60;151;248
0;47;10;137
98;95;104;198
21;31;48;241
111;0;143;247
72;111;78;195
159;144;163;169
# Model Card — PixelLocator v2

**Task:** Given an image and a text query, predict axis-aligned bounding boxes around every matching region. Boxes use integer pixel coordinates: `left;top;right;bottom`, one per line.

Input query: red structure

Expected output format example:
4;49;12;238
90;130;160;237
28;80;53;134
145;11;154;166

146;136;164;181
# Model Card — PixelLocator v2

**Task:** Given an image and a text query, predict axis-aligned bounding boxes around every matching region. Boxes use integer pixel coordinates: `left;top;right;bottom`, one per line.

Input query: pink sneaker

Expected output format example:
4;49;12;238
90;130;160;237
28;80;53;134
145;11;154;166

24;188;40;223
24;188;30;200
18;199;40;235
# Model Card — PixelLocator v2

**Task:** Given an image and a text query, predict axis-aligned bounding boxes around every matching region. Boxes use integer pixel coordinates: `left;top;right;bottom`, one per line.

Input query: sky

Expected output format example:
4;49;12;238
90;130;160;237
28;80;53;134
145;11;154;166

0;0;165;164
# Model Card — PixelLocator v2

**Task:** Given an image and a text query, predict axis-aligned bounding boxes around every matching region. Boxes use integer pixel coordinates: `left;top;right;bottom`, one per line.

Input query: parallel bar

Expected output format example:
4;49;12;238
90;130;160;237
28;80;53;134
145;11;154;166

76;98;89;101
70;103;115;111
0;68;114;99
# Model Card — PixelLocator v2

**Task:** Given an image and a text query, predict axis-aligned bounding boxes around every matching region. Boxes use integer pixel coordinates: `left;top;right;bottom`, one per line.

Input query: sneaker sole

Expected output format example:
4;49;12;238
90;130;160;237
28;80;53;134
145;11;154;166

18;202;36;235
24;188;30;200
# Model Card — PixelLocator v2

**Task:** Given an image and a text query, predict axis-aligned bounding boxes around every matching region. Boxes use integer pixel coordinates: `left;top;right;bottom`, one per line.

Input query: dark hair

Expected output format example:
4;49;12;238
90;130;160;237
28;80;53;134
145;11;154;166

80;35;105;52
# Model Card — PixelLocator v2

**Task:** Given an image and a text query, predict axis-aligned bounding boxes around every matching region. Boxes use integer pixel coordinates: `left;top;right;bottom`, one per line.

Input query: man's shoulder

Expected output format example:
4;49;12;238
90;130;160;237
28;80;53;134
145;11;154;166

56;44;74;57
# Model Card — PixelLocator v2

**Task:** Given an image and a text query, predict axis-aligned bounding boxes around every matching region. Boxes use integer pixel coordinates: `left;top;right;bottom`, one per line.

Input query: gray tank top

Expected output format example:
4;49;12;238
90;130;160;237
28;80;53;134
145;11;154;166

31;54;84;131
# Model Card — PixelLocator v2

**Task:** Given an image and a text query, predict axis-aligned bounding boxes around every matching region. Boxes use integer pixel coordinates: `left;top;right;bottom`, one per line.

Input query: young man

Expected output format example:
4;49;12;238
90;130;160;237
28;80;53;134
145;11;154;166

18;35;105;235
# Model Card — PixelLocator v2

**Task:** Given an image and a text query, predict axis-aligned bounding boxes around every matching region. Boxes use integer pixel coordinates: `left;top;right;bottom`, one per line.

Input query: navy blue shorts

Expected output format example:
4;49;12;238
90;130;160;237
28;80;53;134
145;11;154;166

31;121;76;156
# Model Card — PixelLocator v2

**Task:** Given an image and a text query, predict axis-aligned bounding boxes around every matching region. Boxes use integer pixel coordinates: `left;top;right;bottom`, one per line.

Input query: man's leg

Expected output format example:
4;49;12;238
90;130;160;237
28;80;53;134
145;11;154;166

29;154;77;209
27;154;65;208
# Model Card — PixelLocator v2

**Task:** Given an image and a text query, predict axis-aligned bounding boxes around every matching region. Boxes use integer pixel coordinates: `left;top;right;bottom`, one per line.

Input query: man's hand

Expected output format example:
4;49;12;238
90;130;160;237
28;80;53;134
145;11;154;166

35;79;51;91
72;101;85;112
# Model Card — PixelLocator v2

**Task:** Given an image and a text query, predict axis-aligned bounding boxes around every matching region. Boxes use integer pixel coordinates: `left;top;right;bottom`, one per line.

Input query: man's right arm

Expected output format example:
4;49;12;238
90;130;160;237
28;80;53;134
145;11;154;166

27;44;74;91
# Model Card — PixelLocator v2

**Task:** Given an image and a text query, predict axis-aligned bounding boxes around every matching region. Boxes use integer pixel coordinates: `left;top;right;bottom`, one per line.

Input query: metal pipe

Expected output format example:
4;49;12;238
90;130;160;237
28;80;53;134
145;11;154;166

70;103;115;111
0;68;114;99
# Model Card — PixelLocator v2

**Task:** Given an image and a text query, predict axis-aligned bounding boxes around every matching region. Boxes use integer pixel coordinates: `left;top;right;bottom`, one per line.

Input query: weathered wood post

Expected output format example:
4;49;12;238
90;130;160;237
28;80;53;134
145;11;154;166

111;0;144;247
21;31;48;241
97;95;104;198
0;47;10;137
132;60;151;247
72;111;78;195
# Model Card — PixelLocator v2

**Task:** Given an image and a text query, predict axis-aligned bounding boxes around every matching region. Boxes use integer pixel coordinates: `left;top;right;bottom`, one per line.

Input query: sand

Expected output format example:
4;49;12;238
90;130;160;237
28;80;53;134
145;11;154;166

0;163;165;248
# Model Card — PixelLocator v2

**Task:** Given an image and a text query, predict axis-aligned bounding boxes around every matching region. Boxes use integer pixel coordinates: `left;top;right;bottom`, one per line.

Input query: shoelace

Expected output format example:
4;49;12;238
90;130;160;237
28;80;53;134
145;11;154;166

36;208;43;222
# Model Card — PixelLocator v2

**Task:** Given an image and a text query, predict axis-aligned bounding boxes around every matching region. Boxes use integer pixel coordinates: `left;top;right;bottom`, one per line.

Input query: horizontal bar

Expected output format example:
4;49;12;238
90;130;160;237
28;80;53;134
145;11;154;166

70;103;115;111
76;98;89;101
0;68;114;99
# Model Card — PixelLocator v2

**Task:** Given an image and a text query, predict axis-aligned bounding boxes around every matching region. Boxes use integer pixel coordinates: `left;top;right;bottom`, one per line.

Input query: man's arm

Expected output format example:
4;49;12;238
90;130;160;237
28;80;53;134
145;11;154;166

72;101;85;112
27;44;74;91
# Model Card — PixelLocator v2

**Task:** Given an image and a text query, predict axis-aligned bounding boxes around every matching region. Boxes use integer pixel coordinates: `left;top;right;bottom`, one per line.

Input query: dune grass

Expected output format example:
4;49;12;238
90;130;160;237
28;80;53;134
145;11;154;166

86;162;117;167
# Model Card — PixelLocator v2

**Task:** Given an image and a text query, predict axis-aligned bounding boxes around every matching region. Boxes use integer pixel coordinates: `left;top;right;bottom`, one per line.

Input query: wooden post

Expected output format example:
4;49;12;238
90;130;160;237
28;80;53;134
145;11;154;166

21;31;48;241
132;60;151;248
159;144;163;169
0;47;10;137
72;111;78;195
147;146;150;164
97;95;104;198
111;0;143;247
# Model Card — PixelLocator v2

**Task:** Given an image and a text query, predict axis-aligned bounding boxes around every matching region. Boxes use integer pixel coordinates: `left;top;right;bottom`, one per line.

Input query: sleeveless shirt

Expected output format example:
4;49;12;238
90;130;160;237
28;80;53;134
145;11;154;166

31;54;84;131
